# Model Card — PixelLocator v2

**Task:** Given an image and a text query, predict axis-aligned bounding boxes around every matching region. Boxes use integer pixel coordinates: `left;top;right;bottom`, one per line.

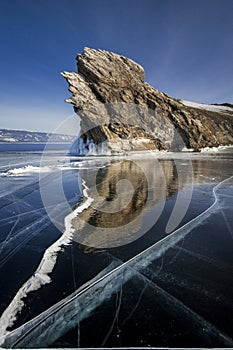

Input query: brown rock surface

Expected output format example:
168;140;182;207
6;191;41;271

62;47;233;154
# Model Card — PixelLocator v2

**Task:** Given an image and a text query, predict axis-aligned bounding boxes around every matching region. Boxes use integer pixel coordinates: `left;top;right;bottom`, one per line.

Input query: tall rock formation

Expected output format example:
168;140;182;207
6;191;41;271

62;48;233;154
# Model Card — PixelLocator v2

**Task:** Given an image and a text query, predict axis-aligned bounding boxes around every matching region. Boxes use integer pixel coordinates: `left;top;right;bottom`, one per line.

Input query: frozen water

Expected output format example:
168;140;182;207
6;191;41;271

1;174;232;347
0;145;232;348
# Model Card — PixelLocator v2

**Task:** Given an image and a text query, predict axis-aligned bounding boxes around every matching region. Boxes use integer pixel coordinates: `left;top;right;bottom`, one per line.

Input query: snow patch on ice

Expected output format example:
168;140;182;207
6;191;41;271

0;164;86;177
181;147;194;152
0;165;53;177
200;145;233;153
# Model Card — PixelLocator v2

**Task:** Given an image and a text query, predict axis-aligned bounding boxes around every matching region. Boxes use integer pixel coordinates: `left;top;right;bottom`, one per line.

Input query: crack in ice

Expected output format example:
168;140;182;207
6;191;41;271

0;180;94;337
0;175;232;347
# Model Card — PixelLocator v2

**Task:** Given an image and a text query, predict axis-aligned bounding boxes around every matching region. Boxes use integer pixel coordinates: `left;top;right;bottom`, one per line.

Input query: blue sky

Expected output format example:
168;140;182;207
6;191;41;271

0;0;232;132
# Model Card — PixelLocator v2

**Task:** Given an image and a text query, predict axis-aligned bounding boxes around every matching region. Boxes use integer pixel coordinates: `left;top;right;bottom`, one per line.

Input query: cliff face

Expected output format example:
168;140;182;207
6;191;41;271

62;47;233;154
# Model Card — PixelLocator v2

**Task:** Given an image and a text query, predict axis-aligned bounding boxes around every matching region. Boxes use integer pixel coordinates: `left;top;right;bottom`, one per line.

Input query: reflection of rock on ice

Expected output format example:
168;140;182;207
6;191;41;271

72;159;182;248
1;154;233;348
0;156;192;343
2;176;233;349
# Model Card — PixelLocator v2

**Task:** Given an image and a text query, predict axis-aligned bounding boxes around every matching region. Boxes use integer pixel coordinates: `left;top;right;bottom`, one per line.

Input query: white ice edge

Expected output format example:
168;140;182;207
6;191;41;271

200;145;233;153
0;165;54;177
2;147;231;178
0;180;94;338
0;163;107;177
182;144;233;153
1;175;233;347
0;165;75;177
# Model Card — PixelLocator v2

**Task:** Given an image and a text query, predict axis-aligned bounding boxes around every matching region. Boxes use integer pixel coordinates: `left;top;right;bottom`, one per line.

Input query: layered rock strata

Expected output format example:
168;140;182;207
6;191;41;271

62;48;233;154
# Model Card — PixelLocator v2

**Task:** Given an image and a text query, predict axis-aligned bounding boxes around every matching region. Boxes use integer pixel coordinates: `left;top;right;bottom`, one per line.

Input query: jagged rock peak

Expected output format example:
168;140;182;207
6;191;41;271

61;47;151;108
62;48;233;155
77;47;145;86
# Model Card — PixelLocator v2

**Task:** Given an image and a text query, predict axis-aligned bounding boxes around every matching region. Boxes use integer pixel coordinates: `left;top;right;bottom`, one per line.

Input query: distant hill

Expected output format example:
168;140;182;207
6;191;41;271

212;103;233;109
0;129;74;143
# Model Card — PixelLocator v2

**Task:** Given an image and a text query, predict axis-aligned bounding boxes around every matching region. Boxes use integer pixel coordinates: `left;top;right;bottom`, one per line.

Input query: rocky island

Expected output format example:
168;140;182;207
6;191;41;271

62;48;233;154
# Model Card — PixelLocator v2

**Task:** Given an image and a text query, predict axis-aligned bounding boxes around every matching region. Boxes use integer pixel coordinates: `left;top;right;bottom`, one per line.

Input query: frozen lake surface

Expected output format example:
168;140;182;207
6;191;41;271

0;144;232;348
